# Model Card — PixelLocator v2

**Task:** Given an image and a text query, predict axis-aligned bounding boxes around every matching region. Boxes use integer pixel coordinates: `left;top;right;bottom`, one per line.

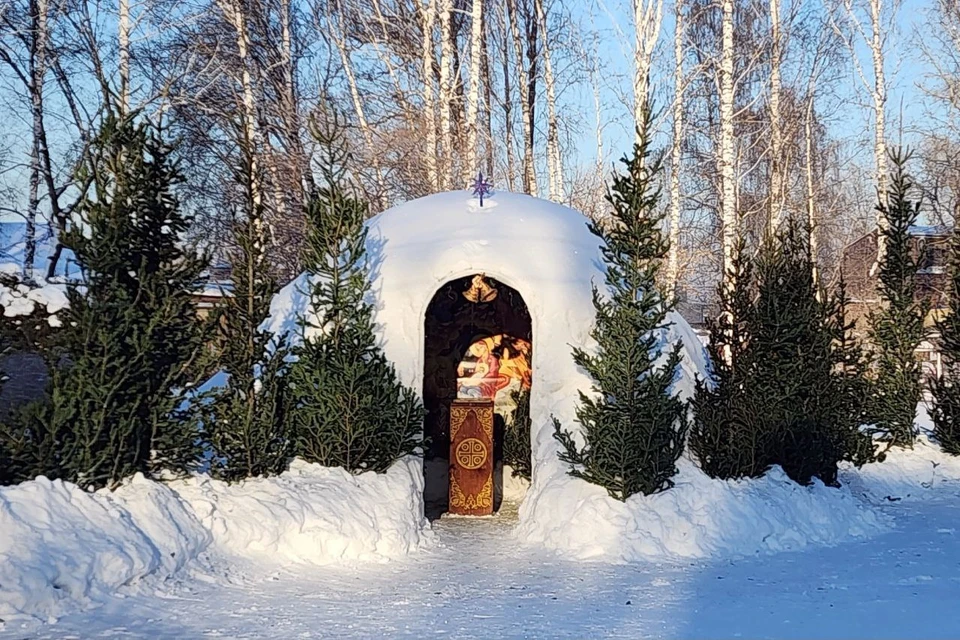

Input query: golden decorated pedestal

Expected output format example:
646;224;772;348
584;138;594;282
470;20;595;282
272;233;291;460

448;399;494;516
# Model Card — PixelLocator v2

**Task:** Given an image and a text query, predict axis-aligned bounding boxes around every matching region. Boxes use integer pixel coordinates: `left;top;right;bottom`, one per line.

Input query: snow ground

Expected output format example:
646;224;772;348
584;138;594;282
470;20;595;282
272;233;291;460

4;494;960;640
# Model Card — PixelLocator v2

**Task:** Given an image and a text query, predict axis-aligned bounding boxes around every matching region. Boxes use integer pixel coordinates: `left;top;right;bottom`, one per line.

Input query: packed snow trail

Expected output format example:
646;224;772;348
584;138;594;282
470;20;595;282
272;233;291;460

4;497;960;640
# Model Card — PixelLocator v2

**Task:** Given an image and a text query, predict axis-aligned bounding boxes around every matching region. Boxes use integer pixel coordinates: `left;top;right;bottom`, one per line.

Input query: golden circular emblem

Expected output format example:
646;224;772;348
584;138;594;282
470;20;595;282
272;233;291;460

455;438;487;469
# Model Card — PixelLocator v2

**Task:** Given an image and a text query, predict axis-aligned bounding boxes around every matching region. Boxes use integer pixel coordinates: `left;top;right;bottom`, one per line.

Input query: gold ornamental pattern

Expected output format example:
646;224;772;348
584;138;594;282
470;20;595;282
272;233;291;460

449;473;493;510
455;438;487;469
450;405;494;441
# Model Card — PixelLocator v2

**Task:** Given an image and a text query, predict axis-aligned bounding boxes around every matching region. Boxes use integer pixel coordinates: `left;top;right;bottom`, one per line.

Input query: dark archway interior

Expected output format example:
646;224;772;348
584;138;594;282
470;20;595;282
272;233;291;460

422;274;532;520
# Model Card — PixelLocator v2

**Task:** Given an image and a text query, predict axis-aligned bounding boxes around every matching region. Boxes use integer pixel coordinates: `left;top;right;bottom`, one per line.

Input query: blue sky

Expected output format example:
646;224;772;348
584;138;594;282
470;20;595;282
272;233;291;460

562;0;942;173
0;0;949;224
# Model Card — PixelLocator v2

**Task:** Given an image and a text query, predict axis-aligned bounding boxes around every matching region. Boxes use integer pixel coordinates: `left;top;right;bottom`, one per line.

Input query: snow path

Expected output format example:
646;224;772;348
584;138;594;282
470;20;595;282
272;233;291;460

5;498;960;640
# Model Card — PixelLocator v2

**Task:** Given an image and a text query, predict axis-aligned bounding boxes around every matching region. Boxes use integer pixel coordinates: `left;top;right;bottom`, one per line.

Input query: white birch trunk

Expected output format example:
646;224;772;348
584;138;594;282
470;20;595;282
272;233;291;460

422;0;439;191
481;21;494;176
279;0;311;202
667;0;684;295
593;62;604;179
805;95;819;286
26;0;50;275
720;0;737;291
118;0;130;113
465;0;484;173
768;0;783;233
502;3;516;191
331;16;385;202
535;0;562;201
633;0;664;139
439;0;454;189
869;0;888;250
215;0;266;257
508;0;537;196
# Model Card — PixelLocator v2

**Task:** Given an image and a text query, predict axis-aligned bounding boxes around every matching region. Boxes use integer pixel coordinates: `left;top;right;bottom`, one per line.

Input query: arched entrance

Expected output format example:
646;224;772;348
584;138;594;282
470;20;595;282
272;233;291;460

422;274;533;520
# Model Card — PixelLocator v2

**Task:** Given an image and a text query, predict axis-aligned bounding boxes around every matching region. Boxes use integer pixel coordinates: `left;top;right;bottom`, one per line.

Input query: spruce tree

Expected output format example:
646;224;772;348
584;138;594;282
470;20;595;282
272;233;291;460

751;225;873;485
868;150;927;448
288;117;423;474
1;114;207;489
196;153;291;482
552;110;687;501
930;228;960;455
691;227;875;485
689;239;771;479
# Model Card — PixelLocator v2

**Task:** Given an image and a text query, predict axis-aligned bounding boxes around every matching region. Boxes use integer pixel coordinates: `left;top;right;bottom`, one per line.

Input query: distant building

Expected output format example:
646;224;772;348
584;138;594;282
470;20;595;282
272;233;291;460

0;255;233;414
193;263;233;317
838;225;951;380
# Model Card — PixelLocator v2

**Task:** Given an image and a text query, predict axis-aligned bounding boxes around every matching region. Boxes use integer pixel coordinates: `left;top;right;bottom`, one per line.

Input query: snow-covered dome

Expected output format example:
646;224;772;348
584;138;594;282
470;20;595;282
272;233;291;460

267;190;707;529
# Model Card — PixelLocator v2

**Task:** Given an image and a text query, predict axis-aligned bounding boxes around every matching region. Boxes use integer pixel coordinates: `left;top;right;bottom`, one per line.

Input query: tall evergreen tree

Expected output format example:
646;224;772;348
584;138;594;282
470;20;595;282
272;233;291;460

828;275;880;469
868;150;927;448
1;114;207;489
288;117;423;474
196;153;291;482
930;228;960;455
552;110;687;501
691;226;875;485
751;225;873;484
689;240;768;480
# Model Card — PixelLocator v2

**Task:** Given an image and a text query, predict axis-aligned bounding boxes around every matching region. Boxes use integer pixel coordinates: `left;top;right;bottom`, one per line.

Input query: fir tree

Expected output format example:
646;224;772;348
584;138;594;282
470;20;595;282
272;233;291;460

503;389;532;480
197;153;291;482
868;150;927;448
1;114;207;489
691;227;875;485
827;276;881;469
288;117;423;474
552;110;687;501
689;240;767;480
751;225;873;485
930;228;960;455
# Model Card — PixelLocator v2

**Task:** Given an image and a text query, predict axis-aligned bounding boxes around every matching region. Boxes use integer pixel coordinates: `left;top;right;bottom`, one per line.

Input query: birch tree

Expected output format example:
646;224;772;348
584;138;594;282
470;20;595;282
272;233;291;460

438;0;454;189
832;0;899;258
508;0;537;196
422;0;439;191
666;0;685;294
0;0;93;279
465;0;484;173
215;0;265;246
633;0;664;137
768;0;783;232
535;0;562;201
719;0;737;292
118;0;131;113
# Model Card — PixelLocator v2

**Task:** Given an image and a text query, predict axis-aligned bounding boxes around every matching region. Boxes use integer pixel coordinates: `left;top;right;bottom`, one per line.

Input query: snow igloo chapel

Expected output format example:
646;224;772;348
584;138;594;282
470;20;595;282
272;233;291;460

268;189;704;523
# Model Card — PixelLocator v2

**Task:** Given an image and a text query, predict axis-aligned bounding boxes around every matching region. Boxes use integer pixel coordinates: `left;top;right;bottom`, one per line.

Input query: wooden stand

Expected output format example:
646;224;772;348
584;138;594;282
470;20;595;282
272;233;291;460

448;399;494;516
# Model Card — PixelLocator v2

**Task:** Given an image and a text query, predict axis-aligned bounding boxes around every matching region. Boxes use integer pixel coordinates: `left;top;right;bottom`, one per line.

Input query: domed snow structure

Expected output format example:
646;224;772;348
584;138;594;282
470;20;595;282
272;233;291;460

266;190;708;537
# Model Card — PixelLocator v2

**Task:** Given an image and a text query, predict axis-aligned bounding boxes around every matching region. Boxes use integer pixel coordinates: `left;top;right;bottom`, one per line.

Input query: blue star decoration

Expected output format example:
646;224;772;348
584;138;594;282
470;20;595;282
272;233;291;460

470;171;493;207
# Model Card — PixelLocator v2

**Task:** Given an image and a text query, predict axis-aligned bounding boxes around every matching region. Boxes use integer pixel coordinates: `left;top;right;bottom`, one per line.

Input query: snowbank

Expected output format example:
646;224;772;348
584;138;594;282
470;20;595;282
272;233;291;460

0;459;431;623
841;439;960;503
839;404;960;501
0;475;210;623
516;458;889;563
171;457;432;564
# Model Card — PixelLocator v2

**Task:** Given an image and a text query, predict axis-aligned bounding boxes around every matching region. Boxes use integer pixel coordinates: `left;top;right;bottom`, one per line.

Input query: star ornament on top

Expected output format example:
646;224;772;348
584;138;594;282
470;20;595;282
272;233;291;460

470;171;493;207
